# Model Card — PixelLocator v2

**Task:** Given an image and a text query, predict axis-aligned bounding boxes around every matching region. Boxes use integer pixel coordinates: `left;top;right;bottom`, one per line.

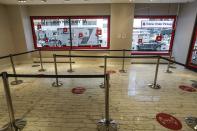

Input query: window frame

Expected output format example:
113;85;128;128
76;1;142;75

131;15;177;55
30;16;110;50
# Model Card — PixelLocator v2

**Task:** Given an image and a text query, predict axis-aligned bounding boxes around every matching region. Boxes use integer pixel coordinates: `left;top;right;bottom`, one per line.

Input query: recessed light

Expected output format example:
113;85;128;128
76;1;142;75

18;0;27;3
64;0;70;1
41;0;47;2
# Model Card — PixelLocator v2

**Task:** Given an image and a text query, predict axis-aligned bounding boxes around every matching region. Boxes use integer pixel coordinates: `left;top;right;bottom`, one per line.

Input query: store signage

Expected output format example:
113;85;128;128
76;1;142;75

179;85;196;92
141;21;173;28
72;87;86;94
156;113;182;130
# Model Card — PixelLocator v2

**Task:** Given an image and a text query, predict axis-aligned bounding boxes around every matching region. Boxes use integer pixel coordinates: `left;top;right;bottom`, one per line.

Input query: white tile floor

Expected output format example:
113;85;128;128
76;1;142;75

0;62;196;131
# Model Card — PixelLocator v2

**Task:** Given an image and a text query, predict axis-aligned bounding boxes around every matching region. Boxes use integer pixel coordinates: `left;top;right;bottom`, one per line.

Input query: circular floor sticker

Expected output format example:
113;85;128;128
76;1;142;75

156;113;182;130
179;85;196;92
72;87;86;94
107;70;116;74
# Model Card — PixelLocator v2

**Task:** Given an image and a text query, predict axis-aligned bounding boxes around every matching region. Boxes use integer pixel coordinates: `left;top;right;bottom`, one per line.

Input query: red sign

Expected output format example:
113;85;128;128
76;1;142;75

37;24;42;30
179;85;196;92
72;87;86;94
79;33;83;38
96;28;102;36
156;113;182;130
156;35;162;41
63;28;68;33
107;70;116;74
138;39;143;44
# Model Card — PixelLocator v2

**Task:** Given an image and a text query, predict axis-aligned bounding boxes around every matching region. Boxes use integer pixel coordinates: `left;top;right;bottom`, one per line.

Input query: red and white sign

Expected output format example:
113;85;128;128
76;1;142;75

179;85;196;92
72;87;86;94
37;24;42;30
141;21;173;28
96;28;102;36
79;33;83;38
156;113;182;130
63;28;68;33
156;35;162;41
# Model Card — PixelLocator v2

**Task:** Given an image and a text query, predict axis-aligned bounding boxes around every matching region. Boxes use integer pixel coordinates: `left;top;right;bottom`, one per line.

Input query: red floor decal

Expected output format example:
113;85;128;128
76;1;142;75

156;113;182;130
72;87;86;94
107;70;116;74
179;85;196;92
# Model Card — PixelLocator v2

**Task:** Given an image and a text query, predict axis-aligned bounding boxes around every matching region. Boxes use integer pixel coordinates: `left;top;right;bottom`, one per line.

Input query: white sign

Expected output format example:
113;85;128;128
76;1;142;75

141;20;173;28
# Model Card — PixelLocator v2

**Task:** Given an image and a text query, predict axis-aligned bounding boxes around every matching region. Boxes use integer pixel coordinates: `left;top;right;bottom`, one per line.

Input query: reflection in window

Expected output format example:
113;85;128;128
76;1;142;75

190;28;197;66
132;17;176;54
31;16;110;49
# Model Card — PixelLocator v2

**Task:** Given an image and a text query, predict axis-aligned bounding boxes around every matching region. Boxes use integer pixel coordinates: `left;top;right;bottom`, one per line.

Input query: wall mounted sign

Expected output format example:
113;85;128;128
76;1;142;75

156;113;182;130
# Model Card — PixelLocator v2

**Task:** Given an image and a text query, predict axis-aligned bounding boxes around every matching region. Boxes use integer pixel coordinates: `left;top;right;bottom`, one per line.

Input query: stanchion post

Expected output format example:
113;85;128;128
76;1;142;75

9;54;23;85
119;49;127;73
148;56;161;89
52;54;63;87
97;73;118;131
165;50;173;73
67;50;74;73
38;49;46;72
1;72;26;131
99;56;107;88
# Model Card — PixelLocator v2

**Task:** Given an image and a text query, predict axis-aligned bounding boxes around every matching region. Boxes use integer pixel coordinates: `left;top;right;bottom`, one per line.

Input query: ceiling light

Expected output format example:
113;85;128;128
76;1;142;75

64;0;70;1
18;0;27;3
41;0;47;2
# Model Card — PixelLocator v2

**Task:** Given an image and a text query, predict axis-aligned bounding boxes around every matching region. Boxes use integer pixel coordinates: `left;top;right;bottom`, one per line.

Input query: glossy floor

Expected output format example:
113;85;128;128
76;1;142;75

0;62;196;131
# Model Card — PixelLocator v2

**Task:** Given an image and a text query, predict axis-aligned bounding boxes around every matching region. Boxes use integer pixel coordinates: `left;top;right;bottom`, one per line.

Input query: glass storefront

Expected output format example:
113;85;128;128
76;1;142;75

31;16;110;50
132;16;176;55
188;25;197;69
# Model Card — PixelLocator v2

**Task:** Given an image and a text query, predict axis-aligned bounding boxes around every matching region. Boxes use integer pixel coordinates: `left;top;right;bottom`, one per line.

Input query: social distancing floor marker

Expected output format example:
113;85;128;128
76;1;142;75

179;85;196;92
156;113;182;130
72;87;86;94
107;70;116;74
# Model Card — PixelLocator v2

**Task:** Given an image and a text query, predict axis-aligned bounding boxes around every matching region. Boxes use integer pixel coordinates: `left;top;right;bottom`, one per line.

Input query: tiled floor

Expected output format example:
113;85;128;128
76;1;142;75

0;62;196;131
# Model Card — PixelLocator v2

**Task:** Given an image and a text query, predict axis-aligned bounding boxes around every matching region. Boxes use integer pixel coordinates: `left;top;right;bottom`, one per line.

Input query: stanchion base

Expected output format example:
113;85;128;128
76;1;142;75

185;117;197;130
169;65;176;69
148;84;161;89
99;83;105;88
0;119;26;131
67;69;74;73
119;70;127;73
38;69;46;72
15;119;27;130
165;70;173;73
52;81;63;87
97;119;118;131
10;80;23;85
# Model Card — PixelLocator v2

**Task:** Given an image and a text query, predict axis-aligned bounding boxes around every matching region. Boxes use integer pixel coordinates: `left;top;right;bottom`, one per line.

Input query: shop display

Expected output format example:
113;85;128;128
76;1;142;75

31;16;110;49
132;16;176;54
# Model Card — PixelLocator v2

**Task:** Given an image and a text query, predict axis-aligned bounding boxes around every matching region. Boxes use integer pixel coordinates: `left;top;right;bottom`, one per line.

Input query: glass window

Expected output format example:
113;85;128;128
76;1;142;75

132;16;176;55
31;16;110;50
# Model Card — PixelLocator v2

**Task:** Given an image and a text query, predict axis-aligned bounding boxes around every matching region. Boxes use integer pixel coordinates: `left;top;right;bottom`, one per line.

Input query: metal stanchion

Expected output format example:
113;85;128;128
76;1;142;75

100;56;107;89
52;54;63;87
119;49;127;73
165;50;173;73
1;72;26;131
67;50;74;73
9;55;23;85
185;117;197;130
38;50;46;72
97;73;118;131
148;57;161;89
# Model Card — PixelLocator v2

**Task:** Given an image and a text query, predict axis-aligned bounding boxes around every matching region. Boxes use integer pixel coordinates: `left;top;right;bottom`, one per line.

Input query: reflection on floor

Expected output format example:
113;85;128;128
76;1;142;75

0;62;196;131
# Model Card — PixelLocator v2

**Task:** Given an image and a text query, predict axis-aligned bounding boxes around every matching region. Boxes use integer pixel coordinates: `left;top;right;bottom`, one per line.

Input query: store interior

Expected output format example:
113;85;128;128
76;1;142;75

0;0;196;131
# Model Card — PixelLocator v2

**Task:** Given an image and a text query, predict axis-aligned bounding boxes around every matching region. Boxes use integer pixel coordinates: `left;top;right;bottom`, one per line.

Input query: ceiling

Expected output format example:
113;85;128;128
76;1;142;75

0;0;195;5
